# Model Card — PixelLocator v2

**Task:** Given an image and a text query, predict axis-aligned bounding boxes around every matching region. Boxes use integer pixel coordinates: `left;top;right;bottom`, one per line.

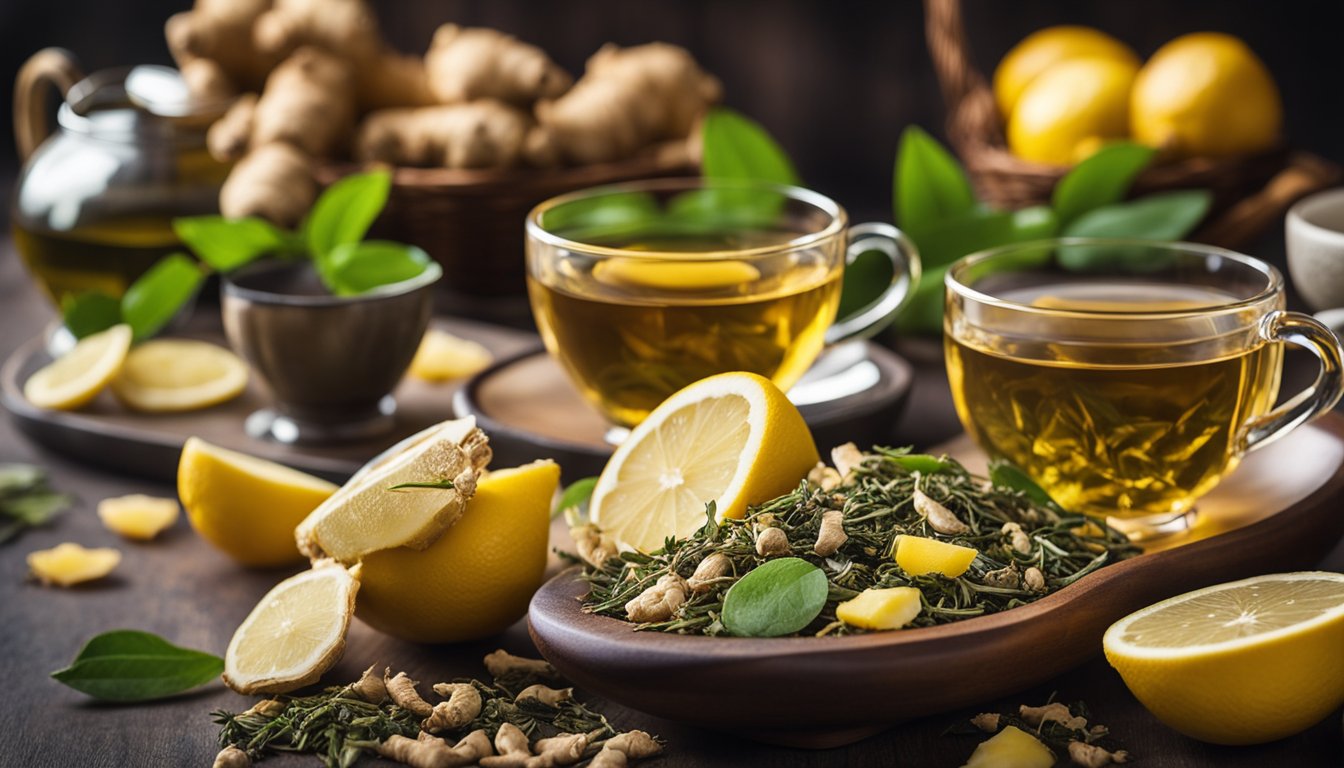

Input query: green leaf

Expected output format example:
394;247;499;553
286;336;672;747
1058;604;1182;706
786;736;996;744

1;490;70;525
323;241;432;296
1059;190;1213;271
305;170;392;259
1051;142;1156;226
50;630;223;702
989;461;1065;513
700;107;800;185
894;126;976;242
722;557;828;637
61;292;123;340
0;464;44;496
554;477;598;521
893;263;948;336
836;247;895;320
539;192;661;242
173;216;289;272
119;254;205;341
887;454;955;474
386;480;455;491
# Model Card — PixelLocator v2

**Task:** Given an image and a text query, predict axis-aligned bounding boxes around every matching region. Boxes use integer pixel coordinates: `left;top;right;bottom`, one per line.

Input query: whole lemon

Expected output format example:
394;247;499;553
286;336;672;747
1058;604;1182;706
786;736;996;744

355;460;560;643
1131;32;1281;157
993;26;1139;118
1007;57;1139;165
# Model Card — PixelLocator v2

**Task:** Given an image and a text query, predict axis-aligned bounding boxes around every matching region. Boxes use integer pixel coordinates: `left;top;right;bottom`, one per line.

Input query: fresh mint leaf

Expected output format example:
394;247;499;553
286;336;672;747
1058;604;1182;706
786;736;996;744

722;557;828;637
700;107;800;185
837;247;895;320
119;253;205;341
305;170;392;260
60;292;123;340
50;629;223;702
1059;190;1212;271
324;241;432;296
554;477;598;520
173;216;290;272
894;126;976;241
1052;142;1155;226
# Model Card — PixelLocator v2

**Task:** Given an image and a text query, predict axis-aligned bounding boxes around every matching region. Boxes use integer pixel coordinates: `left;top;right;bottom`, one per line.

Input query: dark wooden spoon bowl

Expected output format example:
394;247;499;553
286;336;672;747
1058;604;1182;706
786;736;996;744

528;415;1344;748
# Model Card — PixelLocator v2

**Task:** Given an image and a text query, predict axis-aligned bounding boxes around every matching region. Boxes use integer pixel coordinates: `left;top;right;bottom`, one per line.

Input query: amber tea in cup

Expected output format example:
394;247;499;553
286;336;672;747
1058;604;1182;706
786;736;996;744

945;239;1344;538
526;178;919;428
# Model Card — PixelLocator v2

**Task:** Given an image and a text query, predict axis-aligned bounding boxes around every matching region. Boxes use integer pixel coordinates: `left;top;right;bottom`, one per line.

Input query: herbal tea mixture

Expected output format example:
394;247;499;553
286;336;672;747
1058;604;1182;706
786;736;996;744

578;446;1139;637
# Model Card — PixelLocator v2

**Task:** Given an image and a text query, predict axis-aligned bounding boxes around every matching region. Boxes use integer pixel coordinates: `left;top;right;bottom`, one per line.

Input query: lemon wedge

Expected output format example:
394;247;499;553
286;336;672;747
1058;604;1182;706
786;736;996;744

223;561;360;694
23;324;132;410
178;437;338;567
408;329;494;382
110;339;248;412
590;371;819;553
593;258;761;291
1103;571;1344;745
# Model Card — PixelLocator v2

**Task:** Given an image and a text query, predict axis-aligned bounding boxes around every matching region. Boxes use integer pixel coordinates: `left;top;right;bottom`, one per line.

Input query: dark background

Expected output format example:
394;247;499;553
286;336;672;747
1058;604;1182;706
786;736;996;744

3;0;1344;223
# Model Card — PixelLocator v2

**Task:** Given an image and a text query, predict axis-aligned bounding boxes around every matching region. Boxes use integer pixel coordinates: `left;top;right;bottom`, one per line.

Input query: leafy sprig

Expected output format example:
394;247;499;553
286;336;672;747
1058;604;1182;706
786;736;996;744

0;463;71;544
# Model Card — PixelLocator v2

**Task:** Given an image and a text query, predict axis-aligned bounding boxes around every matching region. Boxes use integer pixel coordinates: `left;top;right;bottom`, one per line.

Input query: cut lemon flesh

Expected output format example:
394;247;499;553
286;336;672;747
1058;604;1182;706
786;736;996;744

1103;571;1344;745
593;258;761;291
591;372;819;552
23;324;132;410
111;339;248;412
223;562;359;695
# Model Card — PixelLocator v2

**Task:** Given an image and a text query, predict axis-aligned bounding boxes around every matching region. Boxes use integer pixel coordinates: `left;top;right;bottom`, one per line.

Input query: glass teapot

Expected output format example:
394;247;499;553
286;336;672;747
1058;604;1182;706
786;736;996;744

11;48;230;308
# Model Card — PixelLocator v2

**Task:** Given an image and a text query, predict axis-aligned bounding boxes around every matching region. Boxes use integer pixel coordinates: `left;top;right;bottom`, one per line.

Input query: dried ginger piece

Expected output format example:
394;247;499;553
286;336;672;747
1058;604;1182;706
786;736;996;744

97;494;180;540
408;330;494;382
27;542;121;587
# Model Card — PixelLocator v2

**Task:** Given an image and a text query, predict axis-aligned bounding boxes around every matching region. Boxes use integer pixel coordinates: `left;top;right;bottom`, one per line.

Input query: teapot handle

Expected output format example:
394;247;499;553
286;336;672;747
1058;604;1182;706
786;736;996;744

14;48;84;162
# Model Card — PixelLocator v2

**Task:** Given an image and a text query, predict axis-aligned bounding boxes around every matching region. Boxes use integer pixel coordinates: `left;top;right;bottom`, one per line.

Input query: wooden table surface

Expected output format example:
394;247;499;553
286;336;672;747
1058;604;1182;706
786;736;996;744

1;246;1341;768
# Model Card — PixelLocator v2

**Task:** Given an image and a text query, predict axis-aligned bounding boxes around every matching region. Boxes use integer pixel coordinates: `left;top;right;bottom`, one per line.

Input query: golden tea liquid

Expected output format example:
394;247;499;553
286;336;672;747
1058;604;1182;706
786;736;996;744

12;217;181;306
947;283;1282;519
528;232;842;426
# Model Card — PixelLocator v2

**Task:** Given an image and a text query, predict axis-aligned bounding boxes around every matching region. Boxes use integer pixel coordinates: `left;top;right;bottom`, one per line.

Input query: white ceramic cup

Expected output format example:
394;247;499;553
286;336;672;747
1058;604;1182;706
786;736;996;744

1286;187;1344;312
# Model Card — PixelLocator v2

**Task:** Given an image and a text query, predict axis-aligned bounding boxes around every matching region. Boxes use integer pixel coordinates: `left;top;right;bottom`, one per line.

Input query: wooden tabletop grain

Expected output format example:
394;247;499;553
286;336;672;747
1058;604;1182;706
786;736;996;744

0;246;1341;768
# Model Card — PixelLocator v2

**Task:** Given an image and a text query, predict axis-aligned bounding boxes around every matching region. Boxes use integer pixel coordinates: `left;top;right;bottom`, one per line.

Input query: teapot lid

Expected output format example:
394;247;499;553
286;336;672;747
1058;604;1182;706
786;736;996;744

58;65;227;142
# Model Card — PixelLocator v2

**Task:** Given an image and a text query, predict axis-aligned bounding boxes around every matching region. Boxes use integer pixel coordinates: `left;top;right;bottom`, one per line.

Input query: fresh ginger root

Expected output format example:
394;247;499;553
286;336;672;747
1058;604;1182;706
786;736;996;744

537;42;721;164
219;142;316;225
355;101;552;169
165;0;275;99
425;25;572;107
27;542;121;587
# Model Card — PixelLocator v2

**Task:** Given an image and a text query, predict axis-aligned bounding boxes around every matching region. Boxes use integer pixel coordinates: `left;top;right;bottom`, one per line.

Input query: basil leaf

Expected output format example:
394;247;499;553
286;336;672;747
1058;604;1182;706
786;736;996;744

1051;142;1155;226
989;461;1065;513
51;629;223;702
61;292;123;340
173;216;289;272
700;107;799;185
324;241;432;296
722;557;828;637
305;170;392;259
894;126;976;242
554;477;598;520
1059;190;1212;272
2;490;70;525
119;253;204;341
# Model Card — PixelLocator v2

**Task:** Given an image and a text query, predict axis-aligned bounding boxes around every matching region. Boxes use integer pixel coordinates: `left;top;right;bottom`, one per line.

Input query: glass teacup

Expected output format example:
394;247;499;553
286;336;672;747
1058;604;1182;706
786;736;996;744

944;239;1344;539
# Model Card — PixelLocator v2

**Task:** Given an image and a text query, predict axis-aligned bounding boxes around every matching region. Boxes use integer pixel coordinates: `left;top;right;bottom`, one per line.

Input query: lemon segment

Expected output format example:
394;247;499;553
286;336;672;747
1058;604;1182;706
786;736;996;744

408;329;494;382
590;371;819;553
960;725;1054;768
836;587;922;630
178;437;338;567
593;258;761;291
894;535;978;578
993;25;1139;118
223;561;360;695
110;339;248;412
27;542;121;587
97;494;180;540
23;324;132;411
356;460;561;643
1007;57;1138;165
1103;571;1344;745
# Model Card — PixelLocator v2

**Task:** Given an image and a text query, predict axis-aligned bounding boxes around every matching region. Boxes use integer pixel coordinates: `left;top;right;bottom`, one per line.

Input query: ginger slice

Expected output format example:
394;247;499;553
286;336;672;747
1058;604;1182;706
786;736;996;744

407;329;494;382
97;494;180;540
27;543;121;587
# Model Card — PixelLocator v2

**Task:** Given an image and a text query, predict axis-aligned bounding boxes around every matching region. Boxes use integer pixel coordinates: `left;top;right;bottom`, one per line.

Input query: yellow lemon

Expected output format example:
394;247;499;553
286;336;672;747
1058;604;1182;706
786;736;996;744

1131;32;1281;157
110;339;248;412
993;25;1139;118
593;258;761;291
408;329;494;382
27;542;121;587
1008;57;1139;165
590;371;819;553
354;460;561;643
178;437;338;567
23;324;132;411
1103;571;1344;745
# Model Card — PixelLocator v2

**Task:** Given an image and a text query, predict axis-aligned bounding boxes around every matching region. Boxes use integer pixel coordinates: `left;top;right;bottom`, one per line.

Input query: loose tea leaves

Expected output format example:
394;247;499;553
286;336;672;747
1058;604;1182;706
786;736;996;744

721;557;829;637
581;446;1139;636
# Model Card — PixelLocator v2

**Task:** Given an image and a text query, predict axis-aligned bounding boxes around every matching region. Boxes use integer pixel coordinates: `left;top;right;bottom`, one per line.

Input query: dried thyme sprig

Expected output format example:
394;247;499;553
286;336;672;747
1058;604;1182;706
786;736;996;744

581;447;1139;636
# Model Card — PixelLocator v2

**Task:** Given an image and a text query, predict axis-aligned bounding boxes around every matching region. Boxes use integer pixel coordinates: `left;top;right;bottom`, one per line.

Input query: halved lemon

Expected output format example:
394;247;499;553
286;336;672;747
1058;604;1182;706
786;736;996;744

23;324;132;410
110;339;248;412
590;371;819;552
1103;571;1344;745
223;561;360;694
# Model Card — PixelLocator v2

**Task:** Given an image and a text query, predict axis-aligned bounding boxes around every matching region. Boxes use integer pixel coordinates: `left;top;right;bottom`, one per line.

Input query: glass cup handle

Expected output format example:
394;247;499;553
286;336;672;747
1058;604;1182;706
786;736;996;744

824;222;922;345
1242;310;1344;451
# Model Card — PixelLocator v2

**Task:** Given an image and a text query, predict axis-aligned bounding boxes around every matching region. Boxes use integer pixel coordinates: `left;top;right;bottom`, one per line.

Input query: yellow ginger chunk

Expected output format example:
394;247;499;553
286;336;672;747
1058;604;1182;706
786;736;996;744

27;543;121;587
894;535;978;578
836;587;922;630
408;329;494;382
97;494;180;540
960;725;1054;768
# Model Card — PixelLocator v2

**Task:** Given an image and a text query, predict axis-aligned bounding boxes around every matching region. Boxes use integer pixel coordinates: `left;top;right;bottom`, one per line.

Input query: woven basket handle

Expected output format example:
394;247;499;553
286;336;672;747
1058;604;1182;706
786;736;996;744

923;0;1002;151
1196;152;1343;249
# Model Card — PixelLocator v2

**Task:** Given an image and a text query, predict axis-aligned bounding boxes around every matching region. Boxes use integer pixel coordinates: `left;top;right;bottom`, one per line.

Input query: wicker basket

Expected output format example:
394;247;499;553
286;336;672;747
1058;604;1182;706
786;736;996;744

922;0;1340;249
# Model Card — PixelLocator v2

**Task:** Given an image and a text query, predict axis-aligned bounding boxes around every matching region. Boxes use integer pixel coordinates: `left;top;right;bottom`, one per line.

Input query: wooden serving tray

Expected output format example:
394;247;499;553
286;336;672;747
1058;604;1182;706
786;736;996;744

528;414;1344;748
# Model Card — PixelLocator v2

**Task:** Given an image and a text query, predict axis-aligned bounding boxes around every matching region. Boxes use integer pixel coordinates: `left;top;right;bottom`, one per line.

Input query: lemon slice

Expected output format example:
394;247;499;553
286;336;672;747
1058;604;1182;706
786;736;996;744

593;258;761;291
97;494;180;540
1103;571;1344;745
223;561;360;694
179;437;338;567
590;371;819;553
408;329;494;382
110;339;248;412
23;324;132;410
